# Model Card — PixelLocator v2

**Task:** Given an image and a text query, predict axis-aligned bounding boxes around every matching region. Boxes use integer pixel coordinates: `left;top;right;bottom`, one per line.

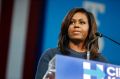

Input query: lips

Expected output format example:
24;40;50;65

73;30;81;34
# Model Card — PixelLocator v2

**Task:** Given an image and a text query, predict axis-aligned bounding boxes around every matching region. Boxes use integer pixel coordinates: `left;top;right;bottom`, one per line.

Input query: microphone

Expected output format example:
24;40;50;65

96;32;120;46
87;35;99;60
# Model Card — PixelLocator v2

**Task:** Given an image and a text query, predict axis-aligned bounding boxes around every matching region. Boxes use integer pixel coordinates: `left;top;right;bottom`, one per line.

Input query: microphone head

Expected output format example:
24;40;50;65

95;32;102;37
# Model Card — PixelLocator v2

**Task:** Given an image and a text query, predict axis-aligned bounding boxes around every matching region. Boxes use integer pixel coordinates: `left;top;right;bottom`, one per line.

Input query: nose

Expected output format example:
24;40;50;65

74;22;80;28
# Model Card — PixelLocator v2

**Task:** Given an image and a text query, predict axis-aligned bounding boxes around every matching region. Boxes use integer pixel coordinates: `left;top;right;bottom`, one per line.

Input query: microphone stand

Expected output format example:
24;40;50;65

96;32;120;46
87;36;99;60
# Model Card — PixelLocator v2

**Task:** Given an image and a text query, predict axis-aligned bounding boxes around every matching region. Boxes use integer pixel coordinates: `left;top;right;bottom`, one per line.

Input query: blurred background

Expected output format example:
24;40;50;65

0;0;120;79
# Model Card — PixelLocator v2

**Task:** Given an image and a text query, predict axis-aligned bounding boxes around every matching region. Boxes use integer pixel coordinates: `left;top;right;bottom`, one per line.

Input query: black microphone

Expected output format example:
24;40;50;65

96;32;120;46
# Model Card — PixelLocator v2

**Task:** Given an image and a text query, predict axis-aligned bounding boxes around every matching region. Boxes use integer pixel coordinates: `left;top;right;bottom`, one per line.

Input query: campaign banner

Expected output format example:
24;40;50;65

56;55;120;79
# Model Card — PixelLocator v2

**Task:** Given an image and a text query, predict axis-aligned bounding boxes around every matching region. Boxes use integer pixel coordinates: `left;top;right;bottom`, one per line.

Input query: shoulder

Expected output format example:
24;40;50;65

35;48;60;79
40;48;60;61
94;53;108;63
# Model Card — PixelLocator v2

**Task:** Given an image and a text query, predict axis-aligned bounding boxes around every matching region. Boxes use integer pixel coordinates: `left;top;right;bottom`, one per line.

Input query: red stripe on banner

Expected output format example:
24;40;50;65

0;0;14;78
0;0;2;22
22;0;45;79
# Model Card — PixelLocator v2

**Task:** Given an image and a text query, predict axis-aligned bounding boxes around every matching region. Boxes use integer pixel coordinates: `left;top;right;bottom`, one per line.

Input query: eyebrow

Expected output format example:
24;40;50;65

71;18;86;21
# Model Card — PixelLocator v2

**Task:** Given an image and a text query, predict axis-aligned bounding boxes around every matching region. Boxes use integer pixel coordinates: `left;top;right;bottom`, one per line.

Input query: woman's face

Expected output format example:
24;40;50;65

68;12;89;42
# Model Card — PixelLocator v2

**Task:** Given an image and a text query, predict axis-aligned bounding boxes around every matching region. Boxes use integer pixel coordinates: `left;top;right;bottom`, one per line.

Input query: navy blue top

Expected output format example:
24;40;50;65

35;48;108;79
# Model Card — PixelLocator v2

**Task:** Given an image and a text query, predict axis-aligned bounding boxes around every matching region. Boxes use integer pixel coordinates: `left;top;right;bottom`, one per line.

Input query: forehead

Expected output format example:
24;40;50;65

72;12;88;20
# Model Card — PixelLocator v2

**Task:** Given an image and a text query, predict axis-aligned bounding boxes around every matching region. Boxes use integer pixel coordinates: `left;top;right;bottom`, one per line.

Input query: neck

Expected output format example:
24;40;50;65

68;40;87;53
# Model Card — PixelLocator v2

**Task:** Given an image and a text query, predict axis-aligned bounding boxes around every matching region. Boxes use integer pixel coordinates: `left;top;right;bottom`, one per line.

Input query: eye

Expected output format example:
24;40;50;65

70;20;75;25
79;21;86;24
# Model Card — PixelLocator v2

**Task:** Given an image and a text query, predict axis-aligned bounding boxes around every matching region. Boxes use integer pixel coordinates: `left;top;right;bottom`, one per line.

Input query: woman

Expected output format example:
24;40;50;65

35;8;108;79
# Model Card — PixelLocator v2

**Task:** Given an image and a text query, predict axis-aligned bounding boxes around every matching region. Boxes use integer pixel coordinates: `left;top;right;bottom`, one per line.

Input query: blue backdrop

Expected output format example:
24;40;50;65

41;0;120;65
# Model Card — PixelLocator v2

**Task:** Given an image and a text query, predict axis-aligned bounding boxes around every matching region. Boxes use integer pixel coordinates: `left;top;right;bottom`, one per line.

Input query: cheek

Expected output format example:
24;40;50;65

83;25;89;36
68;29;71;37
84;24;89;31
68;26;73;34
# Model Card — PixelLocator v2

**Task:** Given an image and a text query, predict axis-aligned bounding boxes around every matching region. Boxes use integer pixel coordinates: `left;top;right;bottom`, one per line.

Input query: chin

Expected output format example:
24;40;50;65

73;36;84;39
72;37;84;41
